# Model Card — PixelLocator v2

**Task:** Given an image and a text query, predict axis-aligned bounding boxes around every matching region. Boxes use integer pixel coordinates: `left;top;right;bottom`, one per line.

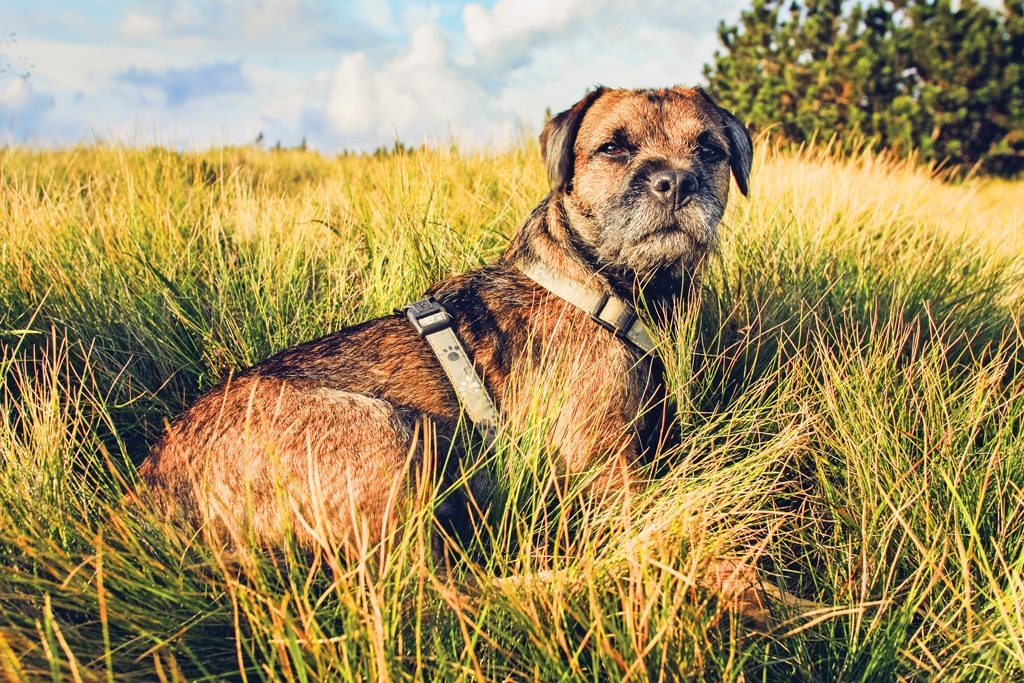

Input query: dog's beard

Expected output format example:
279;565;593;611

594;192;724;275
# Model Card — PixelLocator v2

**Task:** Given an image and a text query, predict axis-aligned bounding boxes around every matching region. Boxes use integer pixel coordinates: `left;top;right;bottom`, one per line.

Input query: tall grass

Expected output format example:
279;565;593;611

0;140;1021;680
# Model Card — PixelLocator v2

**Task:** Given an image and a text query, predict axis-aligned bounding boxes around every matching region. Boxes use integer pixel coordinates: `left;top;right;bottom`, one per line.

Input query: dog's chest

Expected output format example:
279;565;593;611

496;317;664;468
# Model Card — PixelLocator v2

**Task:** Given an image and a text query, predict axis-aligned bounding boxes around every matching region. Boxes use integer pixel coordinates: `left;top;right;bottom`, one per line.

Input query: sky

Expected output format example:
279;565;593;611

0;0;747;152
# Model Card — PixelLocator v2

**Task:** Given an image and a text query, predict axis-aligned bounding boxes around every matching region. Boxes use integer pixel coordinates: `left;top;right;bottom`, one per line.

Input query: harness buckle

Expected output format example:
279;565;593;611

590;293;613;330
591;294;638;338
405;298;453;337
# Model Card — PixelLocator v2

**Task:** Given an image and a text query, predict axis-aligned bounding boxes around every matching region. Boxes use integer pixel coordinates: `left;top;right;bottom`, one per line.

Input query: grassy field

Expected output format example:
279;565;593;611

1;139;1022;681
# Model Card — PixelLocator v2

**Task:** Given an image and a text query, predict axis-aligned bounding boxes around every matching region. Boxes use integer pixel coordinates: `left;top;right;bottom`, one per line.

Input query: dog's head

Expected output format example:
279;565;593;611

540;86;752;277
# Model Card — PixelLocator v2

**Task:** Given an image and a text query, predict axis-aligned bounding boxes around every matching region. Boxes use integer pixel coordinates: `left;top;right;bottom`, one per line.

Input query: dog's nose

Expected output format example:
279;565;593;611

649;170;699;209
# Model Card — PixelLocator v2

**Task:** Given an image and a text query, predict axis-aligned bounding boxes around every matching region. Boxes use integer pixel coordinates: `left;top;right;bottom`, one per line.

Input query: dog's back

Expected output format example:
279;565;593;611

140;276;490;547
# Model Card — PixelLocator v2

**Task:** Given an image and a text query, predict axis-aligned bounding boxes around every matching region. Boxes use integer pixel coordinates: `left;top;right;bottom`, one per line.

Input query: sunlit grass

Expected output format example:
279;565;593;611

0;140;1022;680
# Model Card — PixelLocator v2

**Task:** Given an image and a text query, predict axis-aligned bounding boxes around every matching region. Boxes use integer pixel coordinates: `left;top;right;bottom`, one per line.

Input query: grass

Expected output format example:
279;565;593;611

0;138;1022;681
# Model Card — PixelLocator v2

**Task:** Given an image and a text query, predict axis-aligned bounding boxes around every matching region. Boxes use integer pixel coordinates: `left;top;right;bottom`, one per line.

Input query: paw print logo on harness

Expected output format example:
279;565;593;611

440;344;462;362
439;344;484;393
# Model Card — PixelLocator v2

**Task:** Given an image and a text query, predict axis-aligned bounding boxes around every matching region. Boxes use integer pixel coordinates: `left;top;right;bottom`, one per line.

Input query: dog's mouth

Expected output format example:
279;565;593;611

650;220;690;236
594;192;723;274
644;204;717;243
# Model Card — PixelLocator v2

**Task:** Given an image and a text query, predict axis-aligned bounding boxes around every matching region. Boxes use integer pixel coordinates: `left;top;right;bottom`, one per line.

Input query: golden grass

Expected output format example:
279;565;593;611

0;139;1022;681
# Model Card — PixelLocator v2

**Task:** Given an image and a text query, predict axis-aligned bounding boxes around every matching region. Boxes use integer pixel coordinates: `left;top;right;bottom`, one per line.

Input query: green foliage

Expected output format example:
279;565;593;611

705;0;1024;176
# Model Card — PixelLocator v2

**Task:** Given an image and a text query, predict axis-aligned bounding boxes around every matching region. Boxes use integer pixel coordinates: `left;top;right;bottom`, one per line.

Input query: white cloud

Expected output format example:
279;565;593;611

117;0;371;51
463;0;602;68
3;37;323;148
0;78;54;141
459;0;740;72
2;1;750;150
117;61;250;107
495;24;725;119
320;0;746;150
118;5;205;42
353;0;396;33
13;38;186;94
325;22;517;149
118;12;161;41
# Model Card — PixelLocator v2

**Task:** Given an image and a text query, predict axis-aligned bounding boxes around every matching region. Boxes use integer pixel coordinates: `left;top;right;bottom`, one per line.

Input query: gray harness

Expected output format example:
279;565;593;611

404;262;656;440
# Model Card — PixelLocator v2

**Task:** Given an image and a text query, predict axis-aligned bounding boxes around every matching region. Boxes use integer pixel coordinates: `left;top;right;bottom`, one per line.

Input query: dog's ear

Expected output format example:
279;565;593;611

695;88;753;196
721;107;753;196
540;87;606;192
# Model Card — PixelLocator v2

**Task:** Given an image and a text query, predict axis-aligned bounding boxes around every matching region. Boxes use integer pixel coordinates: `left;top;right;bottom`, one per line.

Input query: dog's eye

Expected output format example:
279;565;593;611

597;142;628;157
698;144;726;162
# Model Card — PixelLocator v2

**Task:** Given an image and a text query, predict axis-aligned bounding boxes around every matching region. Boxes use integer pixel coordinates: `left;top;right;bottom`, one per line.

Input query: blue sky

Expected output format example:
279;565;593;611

0;0;746;151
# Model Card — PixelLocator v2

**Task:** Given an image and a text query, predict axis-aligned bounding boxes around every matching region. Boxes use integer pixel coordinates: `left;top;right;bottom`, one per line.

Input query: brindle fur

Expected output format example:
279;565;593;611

138;86;753;551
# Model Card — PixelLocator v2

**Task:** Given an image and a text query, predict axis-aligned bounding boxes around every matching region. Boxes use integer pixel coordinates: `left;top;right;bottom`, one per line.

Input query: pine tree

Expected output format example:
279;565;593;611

704;0;1024;176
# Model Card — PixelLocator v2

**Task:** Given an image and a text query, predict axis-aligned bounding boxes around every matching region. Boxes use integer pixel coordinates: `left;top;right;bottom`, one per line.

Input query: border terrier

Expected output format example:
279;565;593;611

138;85;753;553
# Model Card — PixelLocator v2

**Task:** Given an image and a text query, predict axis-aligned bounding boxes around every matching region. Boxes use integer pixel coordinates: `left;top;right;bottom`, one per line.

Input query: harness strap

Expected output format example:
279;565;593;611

404;263;656;438
404;298;498;442
518;261;656;354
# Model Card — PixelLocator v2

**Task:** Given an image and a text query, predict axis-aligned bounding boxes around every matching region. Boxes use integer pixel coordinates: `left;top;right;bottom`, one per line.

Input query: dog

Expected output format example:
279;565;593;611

138;85;753;555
